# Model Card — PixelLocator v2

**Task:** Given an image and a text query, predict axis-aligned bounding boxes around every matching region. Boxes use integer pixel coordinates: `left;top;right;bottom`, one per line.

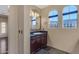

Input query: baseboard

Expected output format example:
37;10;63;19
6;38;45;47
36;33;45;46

47;46;70;54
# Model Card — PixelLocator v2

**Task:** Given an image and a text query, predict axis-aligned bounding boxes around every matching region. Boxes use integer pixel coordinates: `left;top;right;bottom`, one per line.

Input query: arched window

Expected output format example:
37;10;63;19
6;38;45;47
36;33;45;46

49;10;58;28
63;5;78;29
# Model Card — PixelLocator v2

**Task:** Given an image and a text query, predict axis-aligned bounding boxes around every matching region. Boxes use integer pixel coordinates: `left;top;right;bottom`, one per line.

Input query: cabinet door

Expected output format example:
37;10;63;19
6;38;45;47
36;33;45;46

41;35;47;47
31;37;38;53
36;35;41;49
31;40;37;52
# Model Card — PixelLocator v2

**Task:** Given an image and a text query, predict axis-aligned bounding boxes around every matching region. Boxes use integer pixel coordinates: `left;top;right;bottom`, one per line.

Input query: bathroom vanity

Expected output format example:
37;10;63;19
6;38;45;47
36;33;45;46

30;31;47;53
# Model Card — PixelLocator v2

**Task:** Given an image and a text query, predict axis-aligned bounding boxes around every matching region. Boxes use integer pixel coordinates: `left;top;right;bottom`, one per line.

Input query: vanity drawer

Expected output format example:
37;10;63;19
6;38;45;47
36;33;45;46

30;31;47;53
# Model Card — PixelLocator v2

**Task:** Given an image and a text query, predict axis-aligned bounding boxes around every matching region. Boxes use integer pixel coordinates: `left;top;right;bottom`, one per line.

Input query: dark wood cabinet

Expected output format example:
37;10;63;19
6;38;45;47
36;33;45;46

30;31;47;54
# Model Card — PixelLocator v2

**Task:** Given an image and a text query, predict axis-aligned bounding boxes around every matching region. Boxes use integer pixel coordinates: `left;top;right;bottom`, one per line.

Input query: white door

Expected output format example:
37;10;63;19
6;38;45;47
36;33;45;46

18;6;24;53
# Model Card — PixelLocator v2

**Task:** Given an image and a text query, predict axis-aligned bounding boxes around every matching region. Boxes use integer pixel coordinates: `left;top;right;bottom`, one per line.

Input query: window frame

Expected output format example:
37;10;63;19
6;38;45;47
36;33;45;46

0;22;7;34
62;6;78;29
48;10;59;29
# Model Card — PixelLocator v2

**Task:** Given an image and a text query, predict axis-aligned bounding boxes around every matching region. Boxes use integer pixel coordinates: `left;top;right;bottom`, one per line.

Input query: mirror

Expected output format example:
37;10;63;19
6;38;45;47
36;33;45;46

30;10;41;31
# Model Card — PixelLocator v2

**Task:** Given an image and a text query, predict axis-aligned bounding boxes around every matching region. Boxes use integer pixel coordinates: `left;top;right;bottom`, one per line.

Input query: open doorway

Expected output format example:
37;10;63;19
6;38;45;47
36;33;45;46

0;5;9;54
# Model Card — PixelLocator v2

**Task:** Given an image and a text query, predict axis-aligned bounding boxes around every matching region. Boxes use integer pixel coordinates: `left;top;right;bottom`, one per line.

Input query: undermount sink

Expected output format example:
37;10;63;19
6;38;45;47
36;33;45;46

33;32;43;35
30;31;46;36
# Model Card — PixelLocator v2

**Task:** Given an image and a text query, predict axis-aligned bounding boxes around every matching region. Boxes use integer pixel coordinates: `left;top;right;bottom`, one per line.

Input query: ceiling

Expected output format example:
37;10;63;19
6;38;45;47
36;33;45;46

35;5;48;9
0;5;8;15
0;5;48;15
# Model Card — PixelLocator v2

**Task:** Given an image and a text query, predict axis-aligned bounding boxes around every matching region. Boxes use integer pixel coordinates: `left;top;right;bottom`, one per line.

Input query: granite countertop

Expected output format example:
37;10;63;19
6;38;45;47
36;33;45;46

30;32;43;37
30;31;47;37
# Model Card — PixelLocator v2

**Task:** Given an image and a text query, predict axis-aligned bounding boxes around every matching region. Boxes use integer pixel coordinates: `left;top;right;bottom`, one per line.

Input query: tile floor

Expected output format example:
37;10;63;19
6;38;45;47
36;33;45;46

36;47;69;54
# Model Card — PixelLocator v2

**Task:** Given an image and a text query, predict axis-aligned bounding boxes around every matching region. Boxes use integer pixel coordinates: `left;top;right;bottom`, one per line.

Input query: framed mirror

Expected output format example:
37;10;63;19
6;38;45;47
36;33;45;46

30;10;41;31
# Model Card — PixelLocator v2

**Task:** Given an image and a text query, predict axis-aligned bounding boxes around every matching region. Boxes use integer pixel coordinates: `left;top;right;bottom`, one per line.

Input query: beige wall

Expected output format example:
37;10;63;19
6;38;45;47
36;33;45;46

8;6;19;53
24;6;30;54
41;5;79;53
